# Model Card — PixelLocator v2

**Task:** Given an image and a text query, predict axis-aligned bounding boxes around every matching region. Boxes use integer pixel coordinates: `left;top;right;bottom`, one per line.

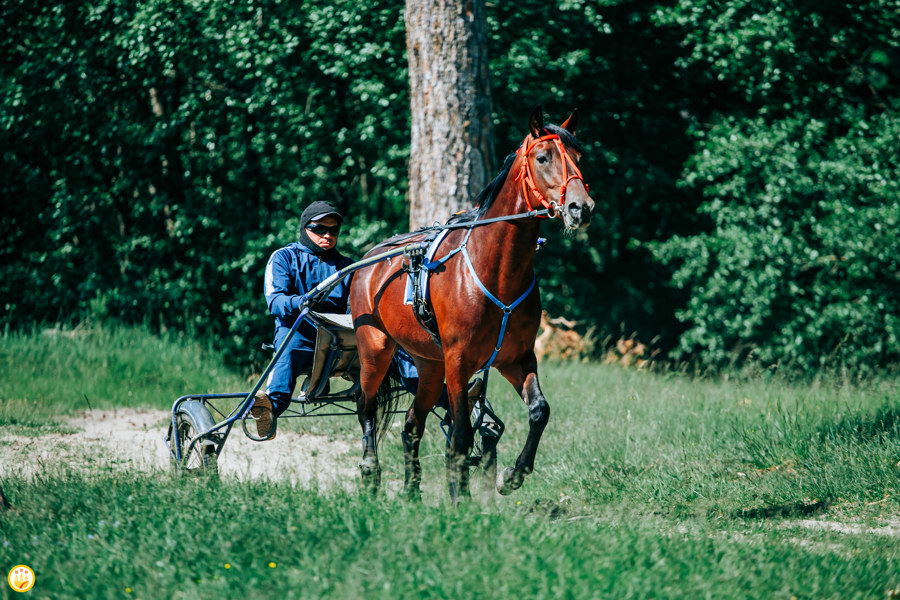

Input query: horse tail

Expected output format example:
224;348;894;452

373;361;406;443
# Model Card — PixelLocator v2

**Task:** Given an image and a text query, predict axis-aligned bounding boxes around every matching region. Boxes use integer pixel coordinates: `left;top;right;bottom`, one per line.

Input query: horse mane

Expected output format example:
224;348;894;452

448;151;517;224
451;123;585;224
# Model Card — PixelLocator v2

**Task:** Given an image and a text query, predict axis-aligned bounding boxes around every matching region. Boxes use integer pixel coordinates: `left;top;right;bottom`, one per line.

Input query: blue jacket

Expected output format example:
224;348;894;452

264;242;354;348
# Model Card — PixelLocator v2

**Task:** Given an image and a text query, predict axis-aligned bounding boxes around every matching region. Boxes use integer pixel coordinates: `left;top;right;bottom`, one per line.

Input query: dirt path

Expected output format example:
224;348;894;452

0;408;359;490
0;408;499;503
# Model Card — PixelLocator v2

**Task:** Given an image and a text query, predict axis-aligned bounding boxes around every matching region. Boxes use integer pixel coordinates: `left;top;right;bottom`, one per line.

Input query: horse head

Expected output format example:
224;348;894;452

518;106;595;229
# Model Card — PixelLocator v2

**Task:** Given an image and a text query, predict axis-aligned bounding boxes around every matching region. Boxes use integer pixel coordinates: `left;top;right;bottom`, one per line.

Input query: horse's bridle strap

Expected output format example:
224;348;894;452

514;133;588;217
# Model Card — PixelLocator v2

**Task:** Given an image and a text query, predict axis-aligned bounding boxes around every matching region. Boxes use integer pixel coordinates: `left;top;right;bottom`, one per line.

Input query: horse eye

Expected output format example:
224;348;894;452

536;155;549;165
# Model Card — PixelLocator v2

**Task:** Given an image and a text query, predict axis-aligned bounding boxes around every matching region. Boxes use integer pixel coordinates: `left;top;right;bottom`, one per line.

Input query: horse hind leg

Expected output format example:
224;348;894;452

400;403;430;500
358;385;382;493
355;333;395;494
473;397;502;495
400;404;429;501
400;421;418;498
401;360;445;501
497;365;549;495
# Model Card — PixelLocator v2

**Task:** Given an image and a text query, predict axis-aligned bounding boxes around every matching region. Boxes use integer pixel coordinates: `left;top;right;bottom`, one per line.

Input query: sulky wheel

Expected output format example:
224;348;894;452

171;400;219;476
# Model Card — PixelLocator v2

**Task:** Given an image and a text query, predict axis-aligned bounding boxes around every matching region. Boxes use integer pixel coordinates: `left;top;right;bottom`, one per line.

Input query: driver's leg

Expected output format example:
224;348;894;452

255;340;312;440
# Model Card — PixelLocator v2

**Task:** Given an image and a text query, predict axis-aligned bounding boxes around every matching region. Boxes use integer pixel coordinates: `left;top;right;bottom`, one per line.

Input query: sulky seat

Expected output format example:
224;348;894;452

303;312;359;398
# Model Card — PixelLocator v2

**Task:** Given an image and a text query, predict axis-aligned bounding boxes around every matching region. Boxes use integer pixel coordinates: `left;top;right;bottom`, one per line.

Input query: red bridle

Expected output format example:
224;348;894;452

514;133;589;218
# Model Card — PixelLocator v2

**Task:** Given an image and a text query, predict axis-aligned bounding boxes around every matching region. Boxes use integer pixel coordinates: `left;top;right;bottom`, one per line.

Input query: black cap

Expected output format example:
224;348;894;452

301;201;343;228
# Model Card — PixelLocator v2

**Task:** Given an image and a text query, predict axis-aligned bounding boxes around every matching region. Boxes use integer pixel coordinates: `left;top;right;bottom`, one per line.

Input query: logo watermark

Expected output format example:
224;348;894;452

8;565;35;593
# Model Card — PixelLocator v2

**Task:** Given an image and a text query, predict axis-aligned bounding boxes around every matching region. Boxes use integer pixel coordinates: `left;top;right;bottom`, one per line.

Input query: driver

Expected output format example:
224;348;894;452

253;201;353;439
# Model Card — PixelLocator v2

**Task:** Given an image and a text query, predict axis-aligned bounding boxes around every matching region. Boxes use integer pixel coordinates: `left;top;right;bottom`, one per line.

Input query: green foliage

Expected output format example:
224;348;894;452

655;112;900;373
651;0;900;375
2;0;899;374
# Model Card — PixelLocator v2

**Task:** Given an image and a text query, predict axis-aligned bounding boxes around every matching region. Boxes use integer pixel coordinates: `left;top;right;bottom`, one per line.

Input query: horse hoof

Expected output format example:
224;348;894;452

402;488;422;503
358;457;381;489
497;466;524;495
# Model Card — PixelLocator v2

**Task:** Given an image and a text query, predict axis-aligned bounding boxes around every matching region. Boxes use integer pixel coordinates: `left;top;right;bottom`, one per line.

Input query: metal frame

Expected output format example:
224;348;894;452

166;242;430;467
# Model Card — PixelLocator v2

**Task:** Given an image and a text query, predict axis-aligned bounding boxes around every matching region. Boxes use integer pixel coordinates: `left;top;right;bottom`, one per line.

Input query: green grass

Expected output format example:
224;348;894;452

1;327;899;598
0;324;246;431
1;475;897;600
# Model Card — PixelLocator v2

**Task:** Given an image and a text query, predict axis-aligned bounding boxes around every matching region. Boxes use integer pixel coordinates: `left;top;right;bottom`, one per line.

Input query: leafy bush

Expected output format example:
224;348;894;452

1;1;409;366
3;0;899;374
651;0;900;375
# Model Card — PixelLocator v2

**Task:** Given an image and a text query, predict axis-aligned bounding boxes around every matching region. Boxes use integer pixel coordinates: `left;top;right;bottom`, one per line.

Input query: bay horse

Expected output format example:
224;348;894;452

350;107;594;500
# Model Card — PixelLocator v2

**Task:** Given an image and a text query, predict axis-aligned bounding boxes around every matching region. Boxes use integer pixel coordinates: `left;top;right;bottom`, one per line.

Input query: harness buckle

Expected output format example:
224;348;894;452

402;244;426;272
547;201;559;219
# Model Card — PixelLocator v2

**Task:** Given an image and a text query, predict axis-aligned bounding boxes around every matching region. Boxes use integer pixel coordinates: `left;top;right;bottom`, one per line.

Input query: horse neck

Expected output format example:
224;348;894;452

466;168;541;289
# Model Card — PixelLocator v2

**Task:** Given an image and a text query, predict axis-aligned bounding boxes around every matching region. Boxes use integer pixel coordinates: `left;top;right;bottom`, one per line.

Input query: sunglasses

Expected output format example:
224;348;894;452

306;223;341;236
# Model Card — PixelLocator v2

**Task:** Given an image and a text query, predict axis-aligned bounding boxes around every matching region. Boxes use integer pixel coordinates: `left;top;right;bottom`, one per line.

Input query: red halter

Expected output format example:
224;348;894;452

514;133;589;218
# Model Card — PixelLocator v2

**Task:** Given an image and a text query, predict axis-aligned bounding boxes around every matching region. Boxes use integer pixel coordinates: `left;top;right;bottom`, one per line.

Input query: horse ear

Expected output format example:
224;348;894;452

561;109;578;135
528;105;544;138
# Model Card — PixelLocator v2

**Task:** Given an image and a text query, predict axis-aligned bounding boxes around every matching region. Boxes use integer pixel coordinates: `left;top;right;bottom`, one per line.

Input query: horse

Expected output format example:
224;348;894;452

349;106;594;500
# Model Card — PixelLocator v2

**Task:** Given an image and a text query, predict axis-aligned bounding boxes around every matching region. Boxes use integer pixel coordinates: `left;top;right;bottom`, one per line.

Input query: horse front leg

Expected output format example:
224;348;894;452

444;370;474;502
498;356;549;495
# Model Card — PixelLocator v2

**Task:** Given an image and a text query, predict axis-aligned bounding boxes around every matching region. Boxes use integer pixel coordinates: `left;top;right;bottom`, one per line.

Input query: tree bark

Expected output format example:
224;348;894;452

405;0;494;230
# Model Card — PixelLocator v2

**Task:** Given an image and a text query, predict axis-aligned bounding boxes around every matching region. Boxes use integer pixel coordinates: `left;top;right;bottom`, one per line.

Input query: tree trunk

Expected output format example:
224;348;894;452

405;0;494;230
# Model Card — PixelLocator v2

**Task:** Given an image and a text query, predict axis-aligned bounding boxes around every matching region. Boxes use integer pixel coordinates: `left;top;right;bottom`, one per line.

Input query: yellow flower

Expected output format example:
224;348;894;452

125;588;132;594
224;564;231;569
268;562;276;568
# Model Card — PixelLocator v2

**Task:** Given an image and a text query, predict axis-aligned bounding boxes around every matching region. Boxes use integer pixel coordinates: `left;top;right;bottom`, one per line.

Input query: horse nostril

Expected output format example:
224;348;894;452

568;201;592;225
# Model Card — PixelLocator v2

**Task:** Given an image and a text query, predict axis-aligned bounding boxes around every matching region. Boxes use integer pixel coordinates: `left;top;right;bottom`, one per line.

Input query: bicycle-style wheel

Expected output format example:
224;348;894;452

171;400;219;475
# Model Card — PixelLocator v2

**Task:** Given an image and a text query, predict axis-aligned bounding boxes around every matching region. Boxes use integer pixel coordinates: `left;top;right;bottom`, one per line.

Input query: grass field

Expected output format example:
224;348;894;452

1;326;899;598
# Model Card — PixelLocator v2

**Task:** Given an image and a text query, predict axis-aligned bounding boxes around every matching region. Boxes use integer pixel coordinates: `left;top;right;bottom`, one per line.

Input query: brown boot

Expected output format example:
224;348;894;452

251;391;276;440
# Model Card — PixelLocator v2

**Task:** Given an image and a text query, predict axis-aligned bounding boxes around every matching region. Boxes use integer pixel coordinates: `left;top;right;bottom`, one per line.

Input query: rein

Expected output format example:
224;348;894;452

438;207;550;229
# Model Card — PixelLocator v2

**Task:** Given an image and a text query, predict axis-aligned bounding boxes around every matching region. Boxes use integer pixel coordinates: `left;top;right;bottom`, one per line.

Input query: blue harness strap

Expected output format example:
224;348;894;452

417;225;536;372
461;247;536;371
